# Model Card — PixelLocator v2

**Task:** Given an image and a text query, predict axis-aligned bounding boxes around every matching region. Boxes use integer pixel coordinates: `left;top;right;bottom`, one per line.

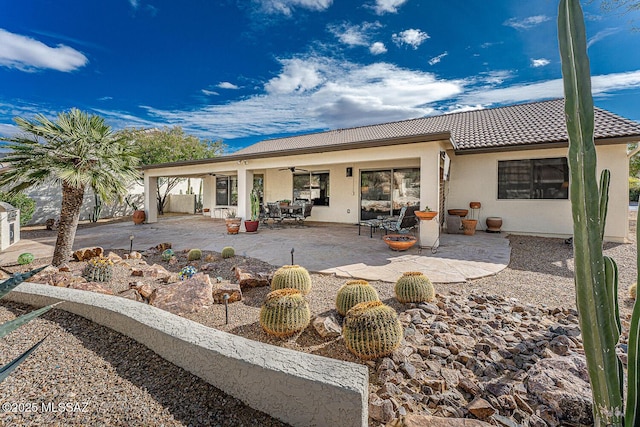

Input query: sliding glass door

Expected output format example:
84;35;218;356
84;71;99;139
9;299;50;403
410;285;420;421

360;168;420;220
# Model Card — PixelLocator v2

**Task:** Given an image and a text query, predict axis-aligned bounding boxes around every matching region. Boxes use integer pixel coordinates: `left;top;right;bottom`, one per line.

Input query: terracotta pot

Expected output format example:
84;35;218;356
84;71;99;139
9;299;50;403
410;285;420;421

225;218;242;234
383;234;417;251
486;217;503;233
415;211;438;221
447;209;468;217
461;219;478;236
132;210;146;225
469;202;481;209
244;219;259;233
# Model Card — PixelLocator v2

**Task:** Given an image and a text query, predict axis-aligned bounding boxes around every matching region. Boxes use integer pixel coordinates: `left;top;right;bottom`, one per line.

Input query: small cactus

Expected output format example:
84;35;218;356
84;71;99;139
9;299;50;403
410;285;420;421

343;301;403;360
179;266;197;280
161;249;174;261
187;248;202;261
335;279;380;316
394;272;435;303
271;265;312;295
82;256;114;282
17;253;34;265
630;282;637;300
260;288;310;337
221;246;235;259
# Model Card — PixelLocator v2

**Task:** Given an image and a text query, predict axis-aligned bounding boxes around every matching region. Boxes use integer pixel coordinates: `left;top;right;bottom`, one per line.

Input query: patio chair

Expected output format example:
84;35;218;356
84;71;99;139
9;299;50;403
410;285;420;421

265;202;284;225
382;206;418;234
293;202;313;223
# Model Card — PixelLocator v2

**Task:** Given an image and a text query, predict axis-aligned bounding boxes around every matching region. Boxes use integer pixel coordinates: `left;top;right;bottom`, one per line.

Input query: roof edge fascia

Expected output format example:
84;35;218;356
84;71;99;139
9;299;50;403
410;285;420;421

141;132;452;170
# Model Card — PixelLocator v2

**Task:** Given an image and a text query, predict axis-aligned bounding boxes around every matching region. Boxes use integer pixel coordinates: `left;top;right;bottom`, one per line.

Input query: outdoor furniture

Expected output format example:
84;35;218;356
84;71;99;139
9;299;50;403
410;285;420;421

358;218;384;238
382;206;418;235
264;202;284;226
293;202;313;223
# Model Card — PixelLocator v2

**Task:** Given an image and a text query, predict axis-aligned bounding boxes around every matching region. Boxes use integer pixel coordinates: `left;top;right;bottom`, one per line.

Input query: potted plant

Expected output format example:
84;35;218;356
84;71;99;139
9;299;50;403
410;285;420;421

126;195;145;225
225;210;242;234
415;206;438;221
244;188;260;233
279;199;291;208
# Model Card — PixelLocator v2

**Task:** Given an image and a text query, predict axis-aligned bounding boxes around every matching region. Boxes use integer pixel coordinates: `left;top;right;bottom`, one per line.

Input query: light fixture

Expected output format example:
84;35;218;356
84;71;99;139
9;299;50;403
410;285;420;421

346;167;353;177
129;234;134;253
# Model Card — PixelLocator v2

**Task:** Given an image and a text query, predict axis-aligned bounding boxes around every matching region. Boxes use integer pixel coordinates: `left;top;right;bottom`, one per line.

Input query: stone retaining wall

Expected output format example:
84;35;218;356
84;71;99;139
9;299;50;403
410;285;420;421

6;282;369;427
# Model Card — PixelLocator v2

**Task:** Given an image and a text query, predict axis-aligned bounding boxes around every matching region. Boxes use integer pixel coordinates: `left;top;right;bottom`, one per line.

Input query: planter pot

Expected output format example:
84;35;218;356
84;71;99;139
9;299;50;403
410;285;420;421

415;211;438;221
461;219;478;236
132;210;146;225
383;234;417;251
244;219;259;233
486;217;503;233
225;218;242;234
447;209;468;217
469;202;481;209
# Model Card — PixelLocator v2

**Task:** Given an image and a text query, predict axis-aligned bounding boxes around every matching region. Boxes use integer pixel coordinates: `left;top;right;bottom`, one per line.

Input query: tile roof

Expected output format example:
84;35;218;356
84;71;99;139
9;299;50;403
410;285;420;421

234;99;640;156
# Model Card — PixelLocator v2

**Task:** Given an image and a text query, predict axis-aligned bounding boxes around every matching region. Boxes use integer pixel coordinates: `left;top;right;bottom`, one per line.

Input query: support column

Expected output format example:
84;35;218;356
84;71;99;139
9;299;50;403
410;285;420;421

144;175;158;224
236;167;253;231
419;149;440;250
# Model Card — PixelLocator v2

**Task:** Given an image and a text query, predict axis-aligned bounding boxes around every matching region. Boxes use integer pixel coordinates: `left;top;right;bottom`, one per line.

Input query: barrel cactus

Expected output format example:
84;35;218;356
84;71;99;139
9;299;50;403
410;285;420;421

260;288;310;338
82;256;114;282
187;248;202;261
17;252;34;265
343;301;403;360
161;249;174;261
271;265;312;295
335;279;380;316
394;272;435;303
221;246;235;259
630;282;637;300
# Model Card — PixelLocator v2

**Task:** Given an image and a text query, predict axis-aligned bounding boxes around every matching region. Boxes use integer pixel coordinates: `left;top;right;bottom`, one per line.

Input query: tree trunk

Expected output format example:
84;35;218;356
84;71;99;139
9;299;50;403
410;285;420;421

52;183;85;266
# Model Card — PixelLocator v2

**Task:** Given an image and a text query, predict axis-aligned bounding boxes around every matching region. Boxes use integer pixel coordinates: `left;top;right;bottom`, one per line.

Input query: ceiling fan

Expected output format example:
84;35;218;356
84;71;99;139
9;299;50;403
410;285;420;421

279;166;309;173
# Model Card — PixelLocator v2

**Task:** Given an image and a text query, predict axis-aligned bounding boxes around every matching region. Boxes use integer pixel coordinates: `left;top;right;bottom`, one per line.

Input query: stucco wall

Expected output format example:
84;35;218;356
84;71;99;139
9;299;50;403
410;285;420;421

445;144;629;242
166;194;196;213
5;282;369;427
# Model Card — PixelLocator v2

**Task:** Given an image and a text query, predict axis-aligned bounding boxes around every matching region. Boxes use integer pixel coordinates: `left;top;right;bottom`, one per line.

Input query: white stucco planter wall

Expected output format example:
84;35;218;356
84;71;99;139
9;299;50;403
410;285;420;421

5;283;369;427
446;145;629;242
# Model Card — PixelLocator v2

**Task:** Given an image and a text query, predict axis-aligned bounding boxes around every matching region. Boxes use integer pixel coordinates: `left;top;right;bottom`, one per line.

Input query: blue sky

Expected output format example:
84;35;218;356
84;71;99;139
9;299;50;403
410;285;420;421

1;0;639;152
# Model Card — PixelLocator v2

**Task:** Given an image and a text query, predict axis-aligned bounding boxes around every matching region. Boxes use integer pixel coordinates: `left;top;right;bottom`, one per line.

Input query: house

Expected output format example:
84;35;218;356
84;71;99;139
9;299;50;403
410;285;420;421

140;99;640;246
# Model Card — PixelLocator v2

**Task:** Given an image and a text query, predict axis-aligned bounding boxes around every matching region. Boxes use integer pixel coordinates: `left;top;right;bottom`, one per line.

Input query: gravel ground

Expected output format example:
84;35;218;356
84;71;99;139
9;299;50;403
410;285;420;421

1;222;637;425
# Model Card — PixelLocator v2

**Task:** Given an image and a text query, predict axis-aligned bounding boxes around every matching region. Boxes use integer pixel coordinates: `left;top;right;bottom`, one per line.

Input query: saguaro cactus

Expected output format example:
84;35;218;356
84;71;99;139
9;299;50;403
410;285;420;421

558;1;639;425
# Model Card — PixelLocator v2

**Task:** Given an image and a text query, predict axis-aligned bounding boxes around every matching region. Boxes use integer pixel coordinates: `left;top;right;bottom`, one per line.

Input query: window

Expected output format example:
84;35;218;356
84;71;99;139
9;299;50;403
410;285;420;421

215;176;238;206
293;172;330;206
360;168;420;220
498;158;569;199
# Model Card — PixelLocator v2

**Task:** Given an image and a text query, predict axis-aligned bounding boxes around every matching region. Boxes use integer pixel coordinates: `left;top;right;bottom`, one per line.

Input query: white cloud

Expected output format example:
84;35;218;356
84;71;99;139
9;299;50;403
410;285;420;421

369;42;387;55
531;58;550;67
265;58;325;94
372;0;408;15
428;52;448;66
0;123;19;139
201;89;219;96
217;82;239;89
97;96;113;101
0;28;88;72
256;0;332;15
503;15;551;30
392;29;429;49
328;21;381;47
445;104;485;114
129;0;140;8
587;27;620;48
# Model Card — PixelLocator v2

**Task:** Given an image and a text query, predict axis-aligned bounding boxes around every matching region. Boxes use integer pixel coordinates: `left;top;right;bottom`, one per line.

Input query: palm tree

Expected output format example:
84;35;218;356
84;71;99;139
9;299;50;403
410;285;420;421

0;109;140;266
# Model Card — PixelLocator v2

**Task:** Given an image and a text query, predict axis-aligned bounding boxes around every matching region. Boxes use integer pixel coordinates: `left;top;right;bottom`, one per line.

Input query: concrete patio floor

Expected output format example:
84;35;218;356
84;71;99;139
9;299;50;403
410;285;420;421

1;215;511;283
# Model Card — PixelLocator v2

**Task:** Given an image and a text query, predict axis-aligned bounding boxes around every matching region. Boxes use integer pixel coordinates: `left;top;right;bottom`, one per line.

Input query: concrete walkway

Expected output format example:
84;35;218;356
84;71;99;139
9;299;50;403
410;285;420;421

1;215;510;283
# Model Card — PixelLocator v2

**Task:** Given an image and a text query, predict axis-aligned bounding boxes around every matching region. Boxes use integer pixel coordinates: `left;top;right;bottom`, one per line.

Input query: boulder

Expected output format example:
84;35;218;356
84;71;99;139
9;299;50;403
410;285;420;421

212;282;242;303
119;289;143;302
312;315;342;338
525;354;593;425
150;273;213;315
467;397;496;420
106;252;123;262
69;281;114;295
72;247;103;261
233;266;272;289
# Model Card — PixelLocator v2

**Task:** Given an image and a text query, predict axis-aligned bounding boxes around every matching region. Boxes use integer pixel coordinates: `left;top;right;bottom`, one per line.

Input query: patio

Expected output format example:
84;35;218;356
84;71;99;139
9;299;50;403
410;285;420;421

2;215;510;283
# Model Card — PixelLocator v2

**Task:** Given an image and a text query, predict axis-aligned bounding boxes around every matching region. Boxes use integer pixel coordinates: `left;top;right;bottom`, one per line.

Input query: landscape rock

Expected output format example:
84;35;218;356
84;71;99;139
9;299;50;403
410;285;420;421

387;414;493;426
69;281;114;295
106;252;123;262
150;273;213;315
525;355;593;425
72;247;104;261
155;242;172;252
467;397;495;420
119;288;143;302
370;395;395;423
136;283;154;299
233;266;272;289
312;315;342;338
212;282;242;303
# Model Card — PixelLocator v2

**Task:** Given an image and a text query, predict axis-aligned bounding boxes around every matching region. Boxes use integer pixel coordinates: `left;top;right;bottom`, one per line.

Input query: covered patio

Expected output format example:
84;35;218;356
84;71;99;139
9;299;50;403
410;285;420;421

7;215;510;283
